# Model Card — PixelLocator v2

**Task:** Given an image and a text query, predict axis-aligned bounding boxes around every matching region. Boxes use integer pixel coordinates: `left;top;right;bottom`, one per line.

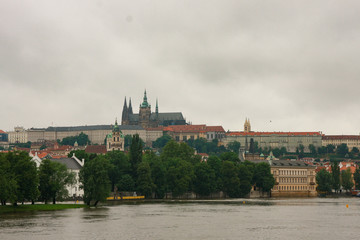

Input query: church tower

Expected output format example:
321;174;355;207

244;118;251;133
121;97;129;125
139;90;152;128
107;119;124;151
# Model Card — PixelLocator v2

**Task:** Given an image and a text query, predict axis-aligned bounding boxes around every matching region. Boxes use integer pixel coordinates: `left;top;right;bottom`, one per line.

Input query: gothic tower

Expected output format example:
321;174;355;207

121;97;129;125
139;90;151;128
244;118;251;133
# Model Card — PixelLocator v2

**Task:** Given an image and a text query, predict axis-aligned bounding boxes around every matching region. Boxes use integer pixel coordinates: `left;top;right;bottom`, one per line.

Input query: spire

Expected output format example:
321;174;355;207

121;97;128;124
156;98;159;114
113;118;120;132
141;89;149;108
128;97;133;114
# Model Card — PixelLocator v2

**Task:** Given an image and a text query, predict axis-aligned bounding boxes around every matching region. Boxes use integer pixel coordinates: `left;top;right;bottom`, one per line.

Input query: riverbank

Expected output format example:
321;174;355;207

0;204;87;214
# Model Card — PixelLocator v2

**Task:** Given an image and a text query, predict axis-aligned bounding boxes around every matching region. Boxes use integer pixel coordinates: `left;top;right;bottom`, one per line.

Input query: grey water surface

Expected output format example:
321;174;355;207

1;198;360;240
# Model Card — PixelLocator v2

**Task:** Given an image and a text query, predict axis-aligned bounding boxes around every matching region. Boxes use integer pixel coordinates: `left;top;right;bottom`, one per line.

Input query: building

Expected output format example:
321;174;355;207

244;118;251;133
270;160;317;197
145;126;164;146
49;156;84;198
322;135;360;150
106;120;125;151
121;90;186;128
0;130;8;142
8;126;28;143
163;124;225;142
22;124;146;145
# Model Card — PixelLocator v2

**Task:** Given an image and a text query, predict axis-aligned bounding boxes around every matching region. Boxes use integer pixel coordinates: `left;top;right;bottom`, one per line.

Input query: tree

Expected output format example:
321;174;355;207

193;162;216;196
117;174;135;191
68;150;91;162
326;144;335;154
136;162;153;198
353;168;360;190
331;161;341;193
80;156;111;206
39;159;75;204
153;134;172;149
221;161;241;197
166;159;194;197
144;151;166;198
341;169;354;192
106;151;130;191
238;164;253;197
227;141;240;154
336;144;349;157
129;134;143;179
249;138;255;154
316;169;332;194
207;156;223;191
220;152;240;163
351;147;359;154
0;153;17;205
61;132;90;146
253;162;275;193
309;144;317;156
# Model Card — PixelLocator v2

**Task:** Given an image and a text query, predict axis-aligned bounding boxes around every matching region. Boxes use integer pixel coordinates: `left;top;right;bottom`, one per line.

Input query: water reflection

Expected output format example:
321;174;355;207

1;198;360;240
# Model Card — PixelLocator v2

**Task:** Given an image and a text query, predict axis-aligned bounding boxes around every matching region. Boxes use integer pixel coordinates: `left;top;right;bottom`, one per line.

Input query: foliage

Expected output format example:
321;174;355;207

106;151;130;191
117;174;135;191
351;147;359;154
39;159;75;204
193;162;216;196
61;132;90;146
80;156;111;206
316;169;332;194
220;152;240;163
67;150;92;162
136;162;153;198
14;141;31;148
166;159;194;197
129;134;143;179
354;168;360;190
331;161;341;193
153;134;172;149
221;161;241;197
341;169;354;192
227;141;240;154
336;144;349;157
237;164;253;197
253;162;275;193
0;153;17;205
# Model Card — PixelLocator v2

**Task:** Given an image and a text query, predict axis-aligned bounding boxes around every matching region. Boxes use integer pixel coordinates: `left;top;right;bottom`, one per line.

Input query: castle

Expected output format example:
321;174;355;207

121;90;186;128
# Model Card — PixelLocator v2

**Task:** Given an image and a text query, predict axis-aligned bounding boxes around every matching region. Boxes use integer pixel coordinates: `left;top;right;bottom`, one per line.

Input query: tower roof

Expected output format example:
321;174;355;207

141;90;150;108
113;118;120;132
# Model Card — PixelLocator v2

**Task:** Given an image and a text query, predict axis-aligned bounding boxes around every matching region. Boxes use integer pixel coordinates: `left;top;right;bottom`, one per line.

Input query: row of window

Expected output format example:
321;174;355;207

275;185;315;191
279;177;308;183
275;170;308;176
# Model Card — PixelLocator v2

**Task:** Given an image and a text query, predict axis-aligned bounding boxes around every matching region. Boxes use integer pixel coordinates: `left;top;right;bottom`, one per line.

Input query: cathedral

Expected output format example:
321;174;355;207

121;90;186;128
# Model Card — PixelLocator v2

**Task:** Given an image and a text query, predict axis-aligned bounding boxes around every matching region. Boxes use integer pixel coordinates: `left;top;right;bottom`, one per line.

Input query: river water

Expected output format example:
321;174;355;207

1;198;360;240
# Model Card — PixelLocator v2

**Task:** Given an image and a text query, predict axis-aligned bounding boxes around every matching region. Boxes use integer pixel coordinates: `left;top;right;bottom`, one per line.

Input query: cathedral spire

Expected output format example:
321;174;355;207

121;97;128;125
156;98;159;114
141;89;150;108
128;97;133;114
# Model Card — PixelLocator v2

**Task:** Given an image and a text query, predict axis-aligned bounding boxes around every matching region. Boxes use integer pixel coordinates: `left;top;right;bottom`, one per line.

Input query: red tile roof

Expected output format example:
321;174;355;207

164;125;207;133
226;131;322;136
205;126;225;132
85;145;107;154
0;130;6;134
323;135;360;140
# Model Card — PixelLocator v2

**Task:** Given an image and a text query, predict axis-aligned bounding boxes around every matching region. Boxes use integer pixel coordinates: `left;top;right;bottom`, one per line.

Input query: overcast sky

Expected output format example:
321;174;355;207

1;0;359;134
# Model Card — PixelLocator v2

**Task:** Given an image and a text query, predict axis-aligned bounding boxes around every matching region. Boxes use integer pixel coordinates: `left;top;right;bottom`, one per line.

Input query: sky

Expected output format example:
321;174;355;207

1;0;360;135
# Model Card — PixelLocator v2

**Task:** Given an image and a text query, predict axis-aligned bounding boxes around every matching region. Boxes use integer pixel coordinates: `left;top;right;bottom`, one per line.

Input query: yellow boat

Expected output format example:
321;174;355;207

106;196;145;200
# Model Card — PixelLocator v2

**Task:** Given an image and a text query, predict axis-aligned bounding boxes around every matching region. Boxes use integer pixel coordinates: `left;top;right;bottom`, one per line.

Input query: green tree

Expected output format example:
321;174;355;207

106;151;130;191
238;164;253;197
336;144;349;157
39;159;75;204
253;162;275;193
80;156;111;206
68;150;91;162
136;162;153;198
353;168;360;190
331;161;341;193
309;144;317;156
0;153;17;205
351;147;359;154
129;134;143;179
207;156;223;191
153;134;172;149
249;138;255;154
341;169;354;192
227;141;240;154
193;162;216;196
220;152;240;163
61;132;90;146
117;174;135;191
144;151;166;198
221;161;241;197
326;144;335;153
166;159;194;197
316;169;332;194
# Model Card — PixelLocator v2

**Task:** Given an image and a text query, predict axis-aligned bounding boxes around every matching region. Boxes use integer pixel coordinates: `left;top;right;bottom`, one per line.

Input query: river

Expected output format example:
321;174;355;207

1;198;360;240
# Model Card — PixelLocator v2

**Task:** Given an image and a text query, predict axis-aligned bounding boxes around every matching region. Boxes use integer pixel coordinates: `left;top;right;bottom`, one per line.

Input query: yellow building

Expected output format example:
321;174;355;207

270;160;317;197
322;135;360;150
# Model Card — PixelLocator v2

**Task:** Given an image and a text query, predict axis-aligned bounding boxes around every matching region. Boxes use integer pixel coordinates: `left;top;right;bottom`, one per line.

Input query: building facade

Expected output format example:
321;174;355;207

322;135;360;150
121;90;186;128
8;126;28;143
164;125;225;142
270;160;317;197
106;120;125;151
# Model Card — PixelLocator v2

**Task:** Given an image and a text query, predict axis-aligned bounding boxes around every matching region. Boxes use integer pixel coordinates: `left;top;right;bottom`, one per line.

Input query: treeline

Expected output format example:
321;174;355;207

60;132;90;146
316;161;360;195
80;134;275;206
0;151;75;205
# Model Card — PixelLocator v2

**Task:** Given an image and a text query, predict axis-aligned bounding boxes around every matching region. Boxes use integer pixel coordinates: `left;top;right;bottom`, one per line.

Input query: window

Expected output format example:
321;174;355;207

175;136;180;141
183;136;187;141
